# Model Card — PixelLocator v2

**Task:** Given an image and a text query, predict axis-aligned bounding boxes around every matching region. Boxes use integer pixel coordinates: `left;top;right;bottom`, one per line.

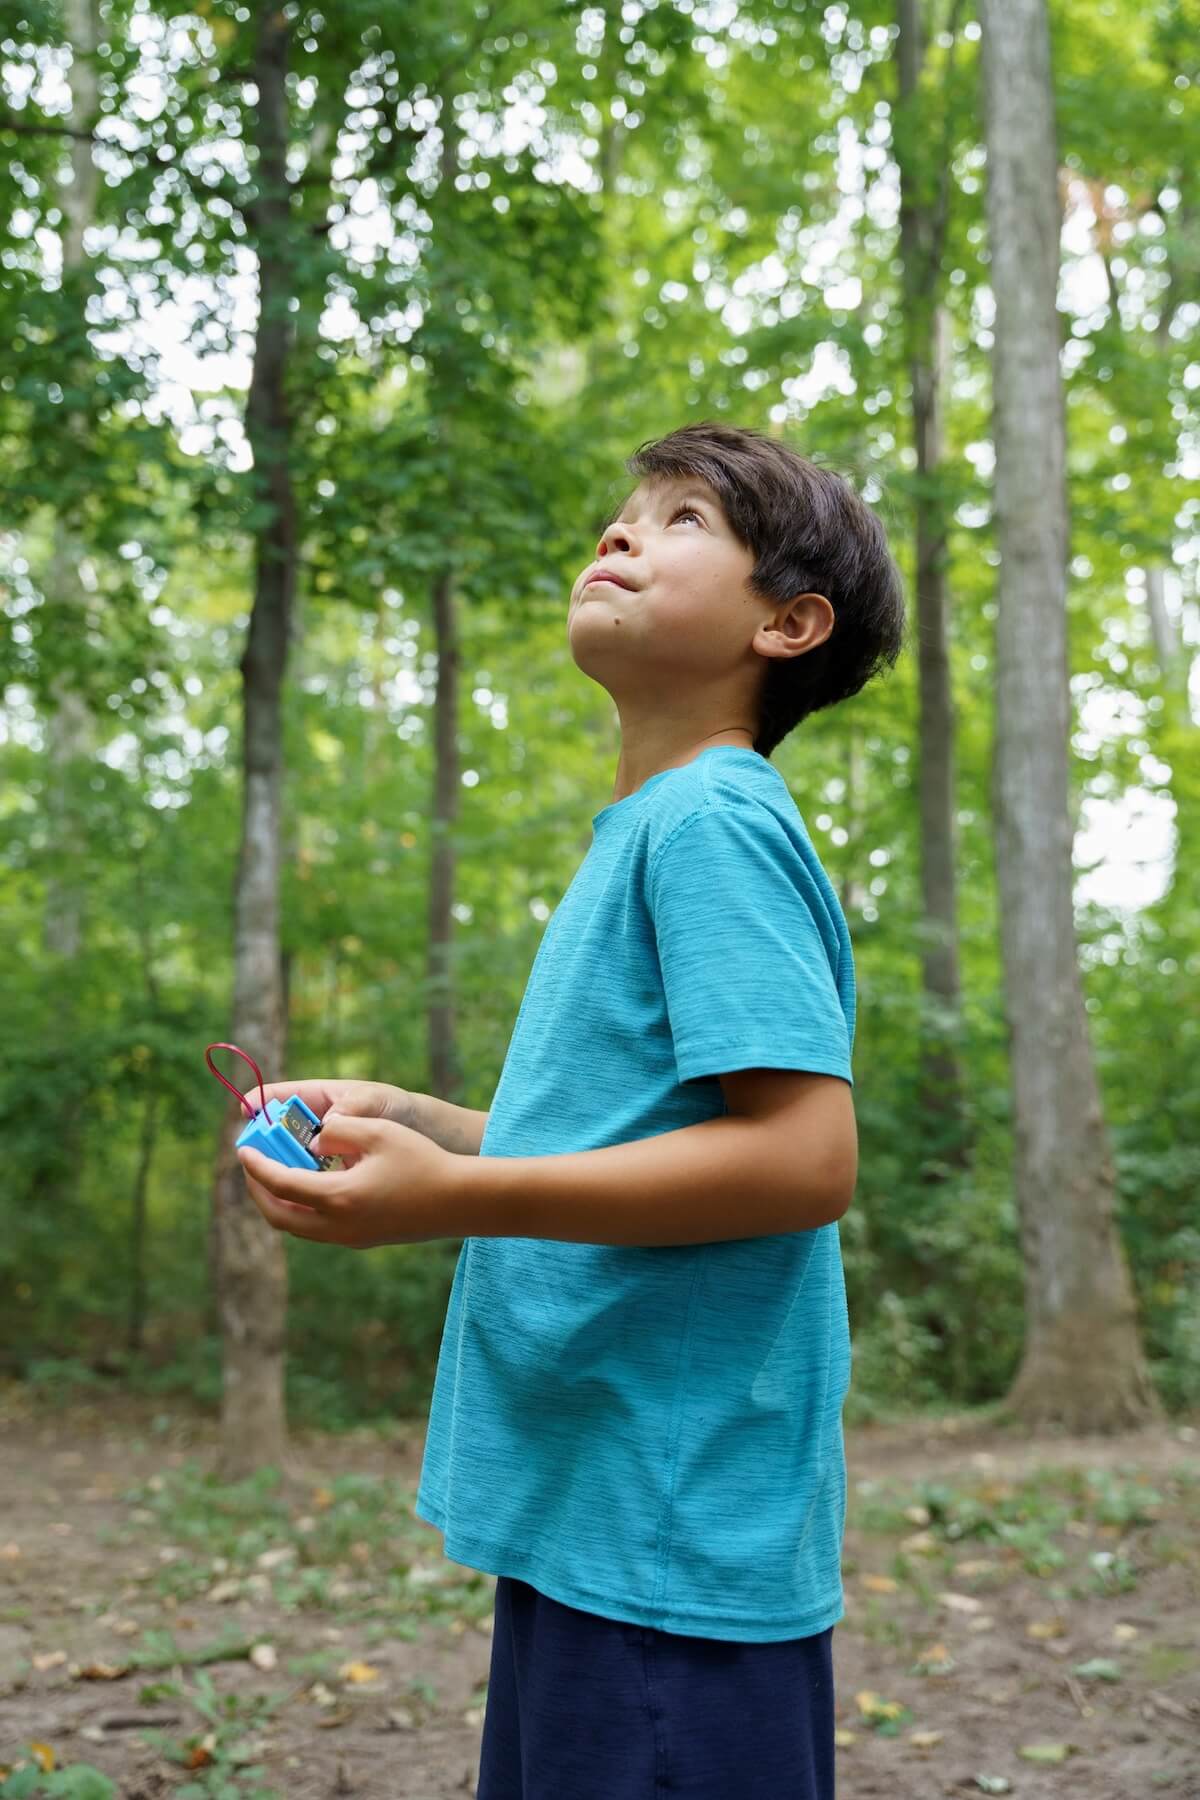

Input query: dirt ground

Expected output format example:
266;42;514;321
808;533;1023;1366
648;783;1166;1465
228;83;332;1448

1;1391;1197;1798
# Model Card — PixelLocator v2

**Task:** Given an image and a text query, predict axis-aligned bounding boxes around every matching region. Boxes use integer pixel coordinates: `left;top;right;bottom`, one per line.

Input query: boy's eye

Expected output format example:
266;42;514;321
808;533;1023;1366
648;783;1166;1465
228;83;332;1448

670;507;702;525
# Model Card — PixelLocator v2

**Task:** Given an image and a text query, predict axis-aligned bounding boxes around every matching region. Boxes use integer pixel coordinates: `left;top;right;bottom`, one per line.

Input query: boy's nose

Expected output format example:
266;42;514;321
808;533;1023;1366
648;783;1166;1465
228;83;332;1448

597;522;633;557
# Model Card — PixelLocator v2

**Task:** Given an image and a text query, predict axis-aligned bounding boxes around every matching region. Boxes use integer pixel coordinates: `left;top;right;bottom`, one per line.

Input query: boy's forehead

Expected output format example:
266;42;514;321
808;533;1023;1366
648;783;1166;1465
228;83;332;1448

604;472;723;528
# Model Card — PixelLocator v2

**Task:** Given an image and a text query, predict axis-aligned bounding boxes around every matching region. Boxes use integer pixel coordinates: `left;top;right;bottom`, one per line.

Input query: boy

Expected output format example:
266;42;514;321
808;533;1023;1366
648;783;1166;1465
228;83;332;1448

239;421;906;1798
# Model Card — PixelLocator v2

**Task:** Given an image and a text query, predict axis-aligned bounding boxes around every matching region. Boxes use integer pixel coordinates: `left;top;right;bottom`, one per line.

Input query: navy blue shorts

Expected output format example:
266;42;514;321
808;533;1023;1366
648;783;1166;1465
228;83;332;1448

476;1576;836;1799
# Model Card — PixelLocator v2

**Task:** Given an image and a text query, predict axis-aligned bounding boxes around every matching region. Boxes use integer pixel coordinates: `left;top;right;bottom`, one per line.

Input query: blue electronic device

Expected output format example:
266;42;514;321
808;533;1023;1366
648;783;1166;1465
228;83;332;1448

236;1095;336;1172
206;1042;339;1173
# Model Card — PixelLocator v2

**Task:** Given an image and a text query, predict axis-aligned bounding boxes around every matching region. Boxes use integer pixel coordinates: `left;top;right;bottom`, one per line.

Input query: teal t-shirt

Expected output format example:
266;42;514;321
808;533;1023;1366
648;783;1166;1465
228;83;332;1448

415;745;855;1642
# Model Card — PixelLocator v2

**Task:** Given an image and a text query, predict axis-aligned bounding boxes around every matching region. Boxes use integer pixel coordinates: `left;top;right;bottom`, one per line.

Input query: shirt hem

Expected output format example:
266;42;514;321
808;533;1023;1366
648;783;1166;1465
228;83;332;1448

413;1489;844;1643
675;1042;854;1086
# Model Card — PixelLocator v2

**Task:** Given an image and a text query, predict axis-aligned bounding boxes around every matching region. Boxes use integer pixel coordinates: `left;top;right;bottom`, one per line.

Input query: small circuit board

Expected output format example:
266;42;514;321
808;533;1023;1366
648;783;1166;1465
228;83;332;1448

277;1098;341;1171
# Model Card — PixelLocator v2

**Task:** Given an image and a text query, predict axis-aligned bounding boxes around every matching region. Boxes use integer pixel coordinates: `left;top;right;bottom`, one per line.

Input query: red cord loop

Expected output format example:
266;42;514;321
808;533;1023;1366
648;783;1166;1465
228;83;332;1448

205;1043;268;1120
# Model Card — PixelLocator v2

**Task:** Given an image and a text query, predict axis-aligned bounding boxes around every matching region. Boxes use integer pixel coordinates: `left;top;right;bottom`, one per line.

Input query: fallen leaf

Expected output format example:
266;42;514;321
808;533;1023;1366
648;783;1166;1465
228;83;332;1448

909;1728;944;1748
901;1530;938;1554
913;1642;955;1675
1019;1742;1076;1764
1112;1623;1140;1643
1026;1617;1068;1640
939;1591;984;1614
32;1651;68;1670
339;1660;381;1684
0;1543;21;1560
312;1486;336;1509
1071;1658;1121;1682
256;1547;295;1571
973;1777;1012;1795
834;1728;857;1748
855;1689;905;1722
75;1661;128;1681
29;1743;55;1773
250;1644;277;1671
956;1559;998;1577
1150;1691;1192;1721
862;1574;900;1594
903;1504;931;1526
967;1616;997;1633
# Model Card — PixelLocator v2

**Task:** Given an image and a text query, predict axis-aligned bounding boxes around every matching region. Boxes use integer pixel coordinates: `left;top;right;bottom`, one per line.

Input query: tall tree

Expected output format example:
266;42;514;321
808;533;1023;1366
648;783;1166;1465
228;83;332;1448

211;6;299;1477
980;0;1160;1429
895;0;966;1160
43;0;99;965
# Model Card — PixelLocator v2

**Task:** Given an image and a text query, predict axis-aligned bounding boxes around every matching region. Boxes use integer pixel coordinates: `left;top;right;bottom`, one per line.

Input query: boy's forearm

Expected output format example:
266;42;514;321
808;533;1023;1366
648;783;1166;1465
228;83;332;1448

406;1092;489;1156
455;1114;853;1246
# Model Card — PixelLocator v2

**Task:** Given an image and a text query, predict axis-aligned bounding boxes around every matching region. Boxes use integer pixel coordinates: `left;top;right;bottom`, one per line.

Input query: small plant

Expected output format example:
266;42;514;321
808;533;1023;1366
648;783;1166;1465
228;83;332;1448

0;1760;115;1798
137;1669;280;1799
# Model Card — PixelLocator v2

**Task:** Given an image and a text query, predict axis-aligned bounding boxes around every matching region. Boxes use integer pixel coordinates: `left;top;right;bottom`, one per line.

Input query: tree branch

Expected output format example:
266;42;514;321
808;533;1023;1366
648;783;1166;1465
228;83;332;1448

0;113;97;143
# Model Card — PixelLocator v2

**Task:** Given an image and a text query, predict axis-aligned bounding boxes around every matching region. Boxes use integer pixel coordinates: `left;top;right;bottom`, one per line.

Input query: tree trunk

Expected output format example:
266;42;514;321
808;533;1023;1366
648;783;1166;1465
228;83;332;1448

895;0;965;1160
839;729;867;917
423;117;466;1106
980;0;1160;1431
43;0;100;954
128;1090;157;1356
586;4;626;395
1144;566;1179;678
128;832;161;1357
36;0;100;1234
212;7;296;1479
427;566;462;1103
44;0;100;954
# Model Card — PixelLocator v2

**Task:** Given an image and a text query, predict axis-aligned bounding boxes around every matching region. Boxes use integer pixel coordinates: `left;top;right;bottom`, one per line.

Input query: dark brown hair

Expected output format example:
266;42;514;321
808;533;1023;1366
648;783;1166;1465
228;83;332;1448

621;421;905;757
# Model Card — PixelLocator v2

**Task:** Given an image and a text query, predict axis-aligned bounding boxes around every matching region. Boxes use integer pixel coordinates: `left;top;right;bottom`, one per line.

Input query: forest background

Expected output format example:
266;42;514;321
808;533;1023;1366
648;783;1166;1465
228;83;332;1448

2;0;1197;1446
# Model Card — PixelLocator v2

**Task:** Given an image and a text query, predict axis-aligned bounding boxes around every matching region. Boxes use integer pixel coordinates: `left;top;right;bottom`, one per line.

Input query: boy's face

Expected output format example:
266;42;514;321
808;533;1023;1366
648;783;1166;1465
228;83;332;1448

567;474;768;700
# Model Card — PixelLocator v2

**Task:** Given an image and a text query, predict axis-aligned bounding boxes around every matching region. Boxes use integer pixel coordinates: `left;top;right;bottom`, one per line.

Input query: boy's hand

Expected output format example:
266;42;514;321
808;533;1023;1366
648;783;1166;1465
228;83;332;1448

235;1082;465;1249
238;1077;413;1132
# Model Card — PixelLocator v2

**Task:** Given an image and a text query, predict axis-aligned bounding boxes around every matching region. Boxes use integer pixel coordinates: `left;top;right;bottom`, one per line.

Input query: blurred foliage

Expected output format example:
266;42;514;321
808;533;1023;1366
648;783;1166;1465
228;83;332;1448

0;0;1197;1428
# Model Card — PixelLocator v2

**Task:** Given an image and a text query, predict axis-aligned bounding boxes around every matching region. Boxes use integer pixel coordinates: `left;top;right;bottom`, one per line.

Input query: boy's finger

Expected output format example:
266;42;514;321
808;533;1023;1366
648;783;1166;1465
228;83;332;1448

239;1079;336;1118
237;1146;338;1209
312;1111;384;1156
244;1178;330;1241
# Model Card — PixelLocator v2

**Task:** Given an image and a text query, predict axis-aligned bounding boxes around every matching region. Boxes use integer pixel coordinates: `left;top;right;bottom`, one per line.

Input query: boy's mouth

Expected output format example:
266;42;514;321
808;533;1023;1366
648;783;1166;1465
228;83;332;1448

584;569;636;592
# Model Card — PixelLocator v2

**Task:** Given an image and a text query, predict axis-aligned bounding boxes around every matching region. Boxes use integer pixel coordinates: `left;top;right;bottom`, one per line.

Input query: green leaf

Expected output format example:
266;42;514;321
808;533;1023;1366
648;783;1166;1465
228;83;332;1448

1071;1658;1122;1682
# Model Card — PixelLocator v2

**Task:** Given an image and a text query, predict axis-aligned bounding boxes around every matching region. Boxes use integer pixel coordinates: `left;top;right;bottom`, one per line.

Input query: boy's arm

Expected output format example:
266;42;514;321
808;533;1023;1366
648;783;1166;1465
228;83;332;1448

406;1092;489;1156
456;1068;856;1246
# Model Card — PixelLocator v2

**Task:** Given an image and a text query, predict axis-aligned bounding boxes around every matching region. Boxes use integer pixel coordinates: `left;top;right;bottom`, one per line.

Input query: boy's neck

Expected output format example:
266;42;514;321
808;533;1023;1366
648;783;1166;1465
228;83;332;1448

610;725;757;806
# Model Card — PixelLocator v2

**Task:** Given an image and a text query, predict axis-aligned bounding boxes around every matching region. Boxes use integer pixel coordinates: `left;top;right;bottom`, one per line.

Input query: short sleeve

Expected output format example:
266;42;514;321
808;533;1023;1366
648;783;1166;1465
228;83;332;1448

647;802;853;1088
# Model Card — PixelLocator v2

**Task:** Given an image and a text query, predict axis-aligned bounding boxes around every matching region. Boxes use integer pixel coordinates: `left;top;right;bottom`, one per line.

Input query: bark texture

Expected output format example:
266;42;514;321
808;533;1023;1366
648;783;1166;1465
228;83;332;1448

43;0;100;962
896;0;965;1152
428;566;463;1103
981;0;1160;1430
211;8;295;1479
422;115;466;1106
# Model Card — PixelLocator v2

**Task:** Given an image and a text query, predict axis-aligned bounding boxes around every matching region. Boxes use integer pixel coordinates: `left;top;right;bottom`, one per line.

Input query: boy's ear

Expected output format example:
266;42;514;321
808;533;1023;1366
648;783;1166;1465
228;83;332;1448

753;593;834;660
